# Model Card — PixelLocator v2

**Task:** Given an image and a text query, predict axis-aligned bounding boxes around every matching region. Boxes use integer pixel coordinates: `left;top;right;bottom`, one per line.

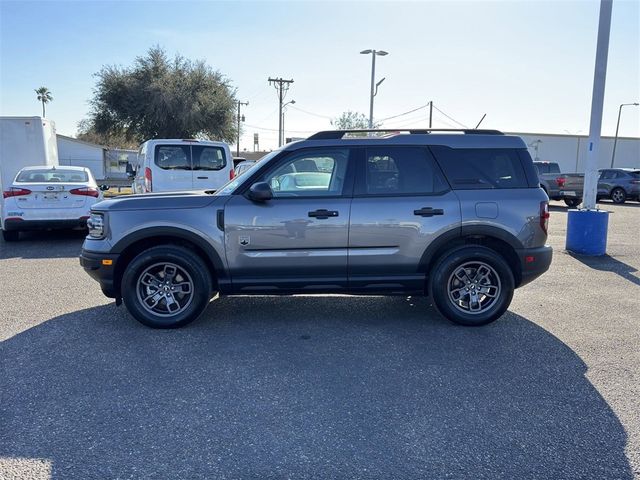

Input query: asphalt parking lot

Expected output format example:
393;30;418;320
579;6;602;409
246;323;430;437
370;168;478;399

1;200;638;480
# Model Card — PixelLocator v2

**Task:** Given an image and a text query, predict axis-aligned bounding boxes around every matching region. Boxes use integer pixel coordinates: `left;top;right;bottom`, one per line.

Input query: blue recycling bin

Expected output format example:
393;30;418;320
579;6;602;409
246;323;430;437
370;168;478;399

566;209;609;256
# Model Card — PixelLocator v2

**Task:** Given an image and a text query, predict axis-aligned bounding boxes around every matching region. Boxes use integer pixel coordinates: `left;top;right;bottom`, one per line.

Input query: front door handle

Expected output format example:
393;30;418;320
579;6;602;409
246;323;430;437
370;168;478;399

414;207;444;217
308;209;339;219
197;176;209;179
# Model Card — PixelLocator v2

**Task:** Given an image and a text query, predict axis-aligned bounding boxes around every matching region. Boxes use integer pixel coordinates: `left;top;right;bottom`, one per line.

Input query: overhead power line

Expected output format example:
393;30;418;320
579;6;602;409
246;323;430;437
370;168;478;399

289;105;333;120
245;123;315;134
377;104;430;122
432;104;468;128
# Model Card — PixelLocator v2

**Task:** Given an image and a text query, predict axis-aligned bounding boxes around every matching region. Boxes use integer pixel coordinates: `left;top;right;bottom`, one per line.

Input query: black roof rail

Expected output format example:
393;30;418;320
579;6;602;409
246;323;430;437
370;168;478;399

307;128;504;140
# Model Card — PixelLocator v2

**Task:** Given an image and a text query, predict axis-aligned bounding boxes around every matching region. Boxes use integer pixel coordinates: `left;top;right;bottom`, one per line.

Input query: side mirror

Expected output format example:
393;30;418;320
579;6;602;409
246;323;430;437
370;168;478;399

126;163;136;178
248;182;273;202
99;184;110;191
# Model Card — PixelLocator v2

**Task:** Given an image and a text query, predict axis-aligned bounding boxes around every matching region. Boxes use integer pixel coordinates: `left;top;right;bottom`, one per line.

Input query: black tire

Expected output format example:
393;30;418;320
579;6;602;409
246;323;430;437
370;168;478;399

2;230;19;242
429;246;515;326
564;198;581;208
611;188;626;204
121;245;213;328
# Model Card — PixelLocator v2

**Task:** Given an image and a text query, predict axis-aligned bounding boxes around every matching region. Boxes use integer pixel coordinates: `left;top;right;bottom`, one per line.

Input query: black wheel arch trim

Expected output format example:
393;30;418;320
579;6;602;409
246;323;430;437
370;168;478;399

459;225;525;250
110;226;229;288
419;225;525;282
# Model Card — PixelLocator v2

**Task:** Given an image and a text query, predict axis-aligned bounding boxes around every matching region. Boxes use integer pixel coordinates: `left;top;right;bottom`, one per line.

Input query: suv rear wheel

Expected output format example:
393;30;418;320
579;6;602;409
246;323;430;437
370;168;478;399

429;246;514;326
121;245;213;328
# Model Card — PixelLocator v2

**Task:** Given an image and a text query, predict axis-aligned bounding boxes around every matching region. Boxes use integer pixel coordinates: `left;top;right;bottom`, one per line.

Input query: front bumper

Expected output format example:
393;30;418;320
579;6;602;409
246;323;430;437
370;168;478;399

4;217;88;231
80;250;120;298
516;245;553;287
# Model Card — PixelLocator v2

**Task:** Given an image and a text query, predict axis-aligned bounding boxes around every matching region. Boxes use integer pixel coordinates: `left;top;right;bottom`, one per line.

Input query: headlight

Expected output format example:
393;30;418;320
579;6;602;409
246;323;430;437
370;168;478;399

87;212;105;238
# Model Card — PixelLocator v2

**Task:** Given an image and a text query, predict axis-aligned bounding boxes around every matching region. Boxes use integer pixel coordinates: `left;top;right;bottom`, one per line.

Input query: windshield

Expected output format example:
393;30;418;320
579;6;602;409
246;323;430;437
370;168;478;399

215;151;280;195
16;169;89;183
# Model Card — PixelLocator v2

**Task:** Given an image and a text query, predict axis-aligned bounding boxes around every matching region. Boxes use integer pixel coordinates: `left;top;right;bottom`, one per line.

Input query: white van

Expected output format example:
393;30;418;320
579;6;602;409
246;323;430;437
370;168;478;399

131;139;234;193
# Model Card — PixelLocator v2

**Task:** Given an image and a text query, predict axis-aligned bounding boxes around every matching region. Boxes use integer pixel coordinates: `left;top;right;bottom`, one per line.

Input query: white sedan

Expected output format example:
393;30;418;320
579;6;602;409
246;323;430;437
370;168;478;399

1;166;105;242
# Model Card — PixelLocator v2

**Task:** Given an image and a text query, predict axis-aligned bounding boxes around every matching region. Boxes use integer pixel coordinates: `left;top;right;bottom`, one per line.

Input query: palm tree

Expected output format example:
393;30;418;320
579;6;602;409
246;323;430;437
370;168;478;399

35;87;53;118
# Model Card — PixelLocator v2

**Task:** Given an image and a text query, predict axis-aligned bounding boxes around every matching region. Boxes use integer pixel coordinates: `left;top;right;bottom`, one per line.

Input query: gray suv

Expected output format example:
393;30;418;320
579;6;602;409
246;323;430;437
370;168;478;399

80;129;552;329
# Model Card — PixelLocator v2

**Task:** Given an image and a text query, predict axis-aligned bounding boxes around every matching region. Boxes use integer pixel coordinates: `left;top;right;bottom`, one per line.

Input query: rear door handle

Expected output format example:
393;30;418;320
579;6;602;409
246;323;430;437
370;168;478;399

308;209;339;219
414;207;444;217
197;176;209;179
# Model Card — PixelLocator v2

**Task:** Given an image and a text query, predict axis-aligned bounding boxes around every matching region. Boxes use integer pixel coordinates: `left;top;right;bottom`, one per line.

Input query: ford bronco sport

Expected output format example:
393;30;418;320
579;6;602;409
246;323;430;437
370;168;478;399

80;129;552;328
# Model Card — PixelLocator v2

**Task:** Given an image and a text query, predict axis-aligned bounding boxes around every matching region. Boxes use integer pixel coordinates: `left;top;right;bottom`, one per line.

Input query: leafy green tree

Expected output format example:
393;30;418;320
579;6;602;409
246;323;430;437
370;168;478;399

76;119;139;150
86;46;237;144
331;111;379;130
35;87;53;118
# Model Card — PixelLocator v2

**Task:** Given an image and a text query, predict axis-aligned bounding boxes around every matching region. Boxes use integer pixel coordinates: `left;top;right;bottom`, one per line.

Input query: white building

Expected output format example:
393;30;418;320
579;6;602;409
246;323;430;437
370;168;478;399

57;135;106;179
513;132;639;173
57;134;136;180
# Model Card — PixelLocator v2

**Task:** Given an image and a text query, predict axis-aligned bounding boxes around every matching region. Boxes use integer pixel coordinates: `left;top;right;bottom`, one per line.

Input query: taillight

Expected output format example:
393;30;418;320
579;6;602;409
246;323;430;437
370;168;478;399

3;188;31;199
556;177;566;187
69;187;99;198
144;167;153;192
540;201;550;234
230;169;236;180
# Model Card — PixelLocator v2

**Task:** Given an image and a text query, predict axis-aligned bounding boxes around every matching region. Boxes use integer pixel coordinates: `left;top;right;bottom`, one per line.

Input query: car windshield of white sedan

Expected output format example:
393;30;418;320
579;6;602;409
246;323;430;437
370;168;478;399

16;169;89;183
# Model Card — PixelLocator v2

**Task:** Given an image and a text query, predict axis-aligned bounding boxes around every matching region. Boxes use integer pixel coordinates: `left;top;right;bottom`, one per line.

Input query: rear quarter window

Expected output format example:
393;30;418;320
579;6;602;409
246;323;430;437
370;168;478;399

430;146;530;189
155;145;191;170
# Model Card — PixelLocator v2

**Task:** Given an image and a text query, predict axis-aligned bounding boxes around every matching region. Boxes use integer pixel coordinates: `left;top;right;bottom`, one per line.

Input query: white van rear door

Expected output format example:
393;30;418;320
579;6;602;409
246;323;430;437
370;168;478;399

152;144;193;192
191;145;230;191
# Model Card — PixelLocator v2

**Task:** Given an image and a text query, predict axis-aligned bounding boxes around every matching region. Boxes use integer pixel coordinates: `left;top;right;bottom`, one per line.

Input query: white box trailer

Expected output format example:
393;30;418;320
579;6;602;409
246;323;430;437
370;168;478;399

0;116;59;223
0;116;58;186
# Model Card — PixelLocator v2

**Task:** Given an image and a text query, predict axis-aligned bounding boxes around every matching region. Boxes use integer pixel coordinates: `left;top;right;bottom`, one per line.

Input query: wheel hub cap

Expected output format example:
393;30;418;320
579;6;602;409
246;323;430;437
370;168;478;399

136;262;194;317
447;261;501;315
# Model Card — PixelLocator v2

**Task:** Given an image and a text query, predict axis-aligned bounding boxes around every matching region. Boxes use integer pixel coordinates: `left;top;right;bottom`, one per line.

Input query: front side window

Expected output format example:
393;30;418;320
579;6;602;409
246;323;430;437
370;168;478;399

264;149;349;197
360;147;448;195
431;147;529;189
193;146;226;171
155;145;190;170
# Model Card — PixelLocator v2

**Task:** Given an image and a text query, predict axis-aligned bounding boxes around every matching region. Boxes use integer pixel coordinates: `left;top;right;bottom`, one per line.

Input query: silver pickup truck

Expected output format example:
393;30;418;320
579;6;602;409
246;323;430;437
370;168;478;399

534;161;584;207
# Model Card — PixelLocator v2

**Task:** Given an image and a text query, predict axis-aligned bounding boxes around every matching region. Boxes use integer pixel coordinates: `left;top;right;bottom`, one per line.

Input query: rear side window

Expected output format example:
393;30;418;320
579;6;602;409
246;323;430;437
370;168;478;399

193;146;226;171
155;145;190;170
358;147;448;195
16;169;88;182
431;147;529;189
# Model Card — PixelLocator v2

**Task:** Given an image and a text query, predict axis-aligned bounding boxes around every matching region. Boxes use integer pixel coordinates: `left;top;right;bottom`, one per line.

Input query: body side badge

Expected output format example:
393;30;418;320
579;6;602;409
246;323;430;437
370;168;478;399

239;236;250;247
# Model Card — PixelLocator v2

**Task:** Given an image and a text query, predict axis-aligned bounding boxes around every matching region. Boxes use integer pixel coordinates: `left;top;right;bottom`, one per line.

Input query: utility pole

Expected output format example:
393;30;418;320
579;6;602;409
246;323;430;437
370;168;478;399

268;77;294;147
236;100;248;157
429;101;433;128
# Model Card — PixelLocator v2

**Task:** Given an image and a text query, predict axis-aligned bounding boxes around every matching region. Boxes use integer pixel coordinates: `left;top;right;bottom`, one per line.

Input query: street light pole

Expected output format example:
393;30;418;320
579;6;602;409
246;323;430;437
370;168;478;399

360;49;388;129
610;102;639;167
281;100;295;145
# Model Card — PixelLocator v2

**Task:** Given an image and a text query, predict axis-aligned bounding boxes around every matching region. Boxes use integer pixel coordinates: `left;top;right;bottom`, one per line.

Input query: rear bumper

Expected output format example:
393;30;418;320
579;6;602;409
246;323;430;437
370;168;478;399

3;217;88;231
516;245;553;287
80;250;120;298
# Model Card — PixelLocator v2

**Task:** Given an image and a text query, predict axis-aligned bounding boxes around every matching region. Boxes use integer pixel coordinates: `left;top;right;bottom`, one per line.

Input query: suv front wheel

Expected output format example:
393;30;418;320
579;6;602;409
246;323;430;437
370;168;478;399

429;246;515;326
121;245;213;328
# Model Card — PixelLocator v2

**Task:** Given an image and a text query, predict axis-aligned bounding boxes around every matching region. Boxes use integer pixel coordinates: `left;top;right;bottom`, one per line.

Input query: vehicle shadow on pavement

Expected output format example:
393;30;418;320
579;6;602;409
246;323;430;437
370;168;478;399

0;230;85;259
0;296;632;479
568;252;640;287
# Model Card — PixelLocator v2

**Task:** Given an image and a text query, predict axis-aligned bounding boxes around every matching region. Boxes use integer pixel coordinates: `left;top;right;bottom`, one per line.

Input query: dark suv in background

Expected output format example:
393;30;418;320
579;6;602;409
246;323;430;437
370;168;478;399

598;168;640;204
81;129;552;329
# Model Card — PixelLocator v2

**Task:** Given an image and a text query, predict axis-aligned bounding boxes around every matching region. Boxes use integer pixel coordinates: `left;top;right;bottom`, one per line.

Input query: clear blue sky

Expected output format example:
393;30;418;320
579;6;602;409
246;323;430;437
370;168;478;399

1;0;638;150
